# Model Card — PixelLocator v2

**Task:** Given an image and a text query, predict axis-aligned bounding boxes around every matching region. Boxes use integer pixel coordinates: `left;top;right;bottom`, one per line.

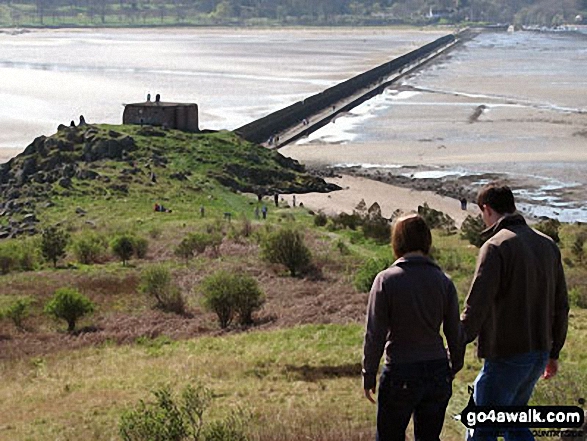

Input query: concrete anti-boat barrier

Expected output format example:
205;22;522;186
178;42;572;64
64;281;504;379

234;31;469;148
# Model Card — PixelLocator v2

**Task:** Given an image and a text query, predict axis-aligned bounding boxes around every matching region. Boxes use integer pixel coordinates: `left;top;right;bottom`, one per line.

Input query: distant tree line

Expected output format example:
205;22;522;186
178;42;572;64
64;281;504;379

0;0;585;27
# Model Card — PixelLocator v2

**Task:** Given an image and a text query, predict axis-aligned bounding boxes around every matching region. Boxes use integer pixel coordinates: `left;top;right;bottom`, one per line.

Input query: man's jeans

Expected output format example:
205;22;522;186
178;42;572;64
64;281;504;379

377;358;452;441
467;351;549;441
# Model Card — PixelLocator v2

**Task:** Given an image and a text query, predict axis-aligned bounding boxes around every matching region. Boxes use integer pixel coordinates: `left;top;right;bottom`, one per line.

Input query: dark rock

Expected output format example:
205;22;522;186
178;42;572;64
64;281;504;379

75;207;86;215
109;183;128;194
43;201;55;208
58;177;72;188
137;126;166;137
22;213;38;223
170;172;188;181
108;130;121;138
62;163;77;179
57;124;68;131
0;230;9;239
85;220;96;228
76;169;99;180
22;135;47;156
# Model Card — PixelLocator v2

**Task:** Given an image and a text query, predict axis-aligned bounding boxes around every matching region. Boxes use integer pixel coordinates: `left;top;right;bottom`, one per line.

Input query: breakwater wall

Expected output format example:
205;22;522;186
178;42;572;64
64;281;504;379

234;33;457;146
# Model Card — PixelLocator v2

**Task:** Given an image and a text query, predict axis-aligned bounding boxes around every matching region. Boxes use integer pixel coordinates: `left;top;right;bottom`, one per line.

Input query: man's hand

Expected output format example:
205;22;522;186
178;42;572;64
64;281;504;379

364;388;376;404
542;358;559;380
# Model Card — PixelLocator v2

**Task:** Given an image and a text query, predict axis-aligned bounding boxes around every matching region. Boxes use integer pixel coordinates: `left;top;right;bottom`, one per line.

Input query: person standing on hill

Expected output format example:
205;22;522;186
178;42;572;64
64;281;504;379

461;183;569;441
362;214;464;441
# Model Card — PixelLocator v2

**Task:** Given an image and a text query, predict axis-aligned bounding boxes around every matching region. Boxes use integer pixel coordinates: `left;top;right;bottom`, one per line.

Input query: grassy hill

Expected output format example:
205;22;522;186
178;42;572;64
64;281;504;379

0;125;585;440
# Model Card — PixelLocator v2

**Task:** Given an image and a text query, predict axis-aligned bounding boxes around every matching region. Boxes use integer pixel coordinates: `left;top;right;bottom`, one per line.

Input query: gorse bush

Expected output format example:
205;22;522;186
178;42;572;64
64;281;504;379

460;214;486;248
353;257;394;293
72;231;108;264
200;270;265;328
0;239;39;274
133;236;149;259
572;231;586;264
313;211;328;227
119;384;249;441
41;226;70;267
260;228;311;277
44;287;95;332
418;203;456;234
3;297;32;330
535;218;561;243
140;265;185;314
111;234;135;266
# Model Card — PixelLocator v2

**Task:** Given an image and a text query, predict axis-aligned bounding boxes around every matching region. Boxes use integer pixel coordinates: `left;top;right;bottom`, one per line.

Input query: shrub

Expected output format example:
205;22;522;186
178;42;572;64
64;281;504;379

174;232;219;262
354;257;394;293
313;211;328;227
571;232;586;264
3;297;32;330
119;384;248;441
0;246;16;274
260;228;311;277
362;217;391;243
331;212;362;230
418;203;456;234
569;286;587;309
335;239;350;255
201;271;265;328
460;214;486;248
534;218;561;243
44;287;95;332
41;226;70;267
133;236;149;259
111;234;135;266
140;265;185;314
72;231;108;264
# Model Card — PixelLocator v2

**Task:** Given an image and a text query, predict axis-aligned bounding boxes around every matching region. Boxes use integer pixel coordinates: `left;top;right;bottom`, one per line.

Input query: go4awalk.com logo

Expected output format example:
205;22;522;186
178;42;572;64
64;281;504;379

455;386;585;438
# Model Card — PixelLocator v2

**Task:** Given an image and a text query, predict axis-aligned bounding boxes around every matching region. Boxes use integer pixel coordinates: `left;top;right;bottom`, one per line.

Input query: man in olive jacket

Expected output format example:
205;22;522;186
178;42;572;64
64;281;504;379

461;183;569;441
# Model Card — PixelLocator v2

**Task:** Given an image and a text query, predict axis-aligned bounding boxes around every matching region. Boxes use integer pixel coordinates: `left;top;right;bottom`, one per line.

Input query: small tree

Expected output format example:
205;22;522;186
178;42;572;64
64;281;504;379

41;226;70;268
260;228;311;277
354;257;394;293
44;287;95;332
111;235;135;266
460;214;486;248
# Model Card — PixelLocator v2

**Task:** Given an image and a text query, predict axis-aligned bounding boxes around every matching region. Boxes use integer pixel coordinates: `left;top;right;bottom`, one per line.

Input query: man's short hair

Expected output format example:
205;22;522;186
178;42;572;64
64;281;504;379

392;214;432;258
477;183;517;214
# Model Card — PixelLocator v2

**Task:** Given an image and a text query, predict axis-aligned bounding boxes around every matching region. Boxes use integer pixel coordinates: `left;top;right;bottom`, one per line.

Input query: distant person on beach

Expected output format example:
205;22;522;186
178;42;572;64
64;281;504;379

274;193;279;207
363;214;463;441
461;183;569;441
460;197;467;210
261;205;267;220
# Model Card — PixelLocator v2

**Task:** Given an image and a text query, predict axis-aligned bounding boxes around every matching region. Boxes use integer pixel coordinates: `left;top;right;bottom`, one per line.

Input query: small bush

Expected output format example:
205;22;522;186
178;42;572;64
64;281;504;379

3;297;33;330
44;287;95;332
111;234;135;266
331;212;362;230
119;384;248;441
335;239;350;255
201;270;265;328
571;232;586;264
362;217;391;243
460;214;486;248
418;203;456;234
534;218;561;243
569;286;587;309
133;236;149;259
354;257;394;293
140;265;185;314
313;212;328;227
260;228;311;277
72;231;108;264
41;226;70;268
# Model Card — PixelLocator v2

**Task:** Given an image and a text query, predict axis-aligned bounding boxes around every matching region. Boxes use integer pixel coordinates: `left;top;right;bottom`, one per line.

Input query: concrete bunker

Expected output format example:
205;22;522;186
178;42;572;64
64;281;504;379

123;94;199;132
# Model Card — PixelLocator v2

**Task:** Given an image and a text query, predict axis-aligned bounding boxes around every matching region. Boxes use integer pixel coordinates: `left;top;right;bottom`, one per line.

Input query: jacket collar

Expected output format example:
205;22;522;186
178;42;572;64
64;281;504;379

393;255;440;270
481;212;527;242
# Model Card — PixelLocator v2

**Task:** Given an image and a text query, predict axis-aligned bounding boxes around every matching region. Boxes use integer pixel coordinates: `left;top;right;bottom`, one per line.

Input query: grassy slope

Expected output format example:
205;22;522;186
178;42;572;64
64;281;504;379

0;127;586;440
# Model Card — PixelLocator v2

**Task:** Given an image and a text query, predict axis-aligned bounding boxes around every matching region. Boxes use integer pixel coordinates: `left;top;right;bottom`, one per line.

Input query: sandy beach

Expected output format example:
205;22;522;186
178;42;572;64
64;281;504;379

292;174;479;227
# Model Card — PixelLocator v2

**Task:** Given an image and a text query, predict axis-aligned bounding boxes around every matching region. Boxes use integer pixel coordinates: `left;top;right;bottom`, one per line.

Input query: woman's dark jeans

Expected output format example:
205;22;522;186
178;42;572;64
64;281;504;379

377;358;452;441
